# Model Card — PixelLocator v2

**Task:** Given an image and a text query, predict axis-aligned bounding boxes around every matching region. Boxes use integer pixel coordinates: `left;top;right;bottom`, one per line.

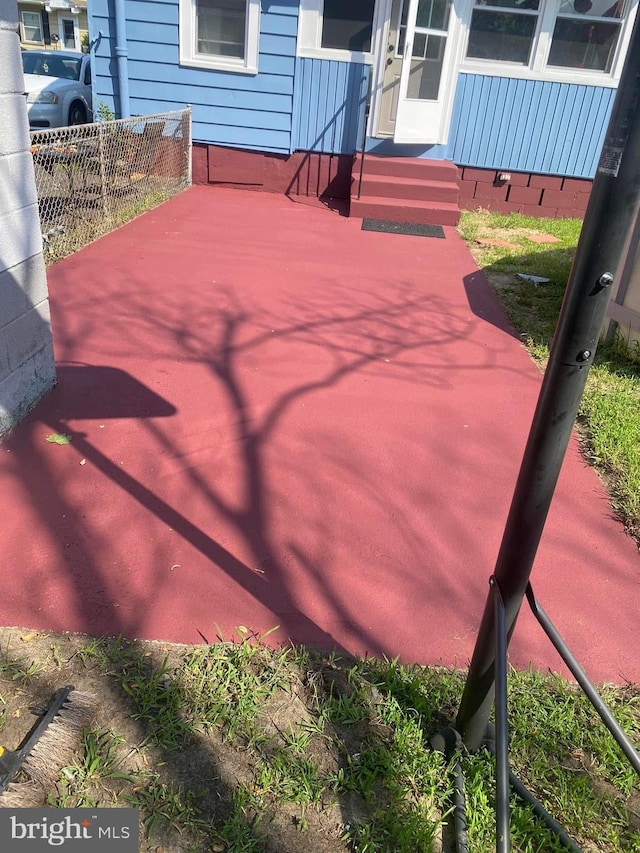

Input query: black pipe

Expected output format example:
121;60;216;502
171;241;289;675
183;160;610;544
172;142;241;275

429;727;469;853
482;733;584;853
526;585;640;776
456;13;640;752
493;578;511;852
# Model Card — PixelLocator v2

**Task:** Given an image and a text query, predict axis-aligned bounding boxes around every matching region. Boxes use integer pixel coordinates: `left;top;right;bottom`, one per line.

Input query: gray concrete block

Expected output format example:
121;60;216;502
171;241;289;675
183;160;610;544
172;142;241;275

0;93;30;147
32;336;56;385
0;204;42;273
6;299;52;372
0;31;23;93
19;252;49;308
0;329;10;382
0;150;38;214
0;94;30;155
0;347;56;438
0;361;34;436
0;255;49;327
0;265;27;327
0;0;19;31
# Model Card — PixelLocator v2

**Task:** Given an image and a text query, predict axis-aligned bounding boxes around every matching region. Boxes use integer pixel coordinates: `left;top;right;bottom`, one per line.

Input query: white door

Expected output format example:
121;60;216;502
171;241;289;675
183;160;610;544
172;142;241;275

392;0;459;144
58;15;79;51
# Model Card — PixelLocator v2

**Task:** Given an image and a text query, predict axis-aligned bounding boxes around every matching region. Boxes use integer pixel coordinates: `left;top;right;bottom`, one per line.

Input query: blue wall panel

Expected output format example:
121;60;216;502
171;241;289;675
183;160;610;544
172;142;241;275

89;0;298;154
88;0;616;176
291;58;370;155
447;74;616;179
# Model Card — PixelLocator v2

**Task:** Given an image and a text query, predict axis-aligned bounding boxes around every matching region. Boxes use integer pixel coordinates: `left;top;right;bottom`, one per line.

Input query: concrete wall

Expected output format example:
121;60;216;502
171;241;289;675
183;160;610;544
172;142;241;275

0;0;55;437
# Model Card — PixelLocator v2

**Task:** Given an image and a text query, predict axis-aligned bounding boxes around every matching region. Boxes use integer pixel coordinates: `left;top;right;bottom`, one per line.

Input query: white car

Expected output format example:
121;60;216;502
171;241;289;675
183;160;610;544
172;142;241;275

22;50;93;129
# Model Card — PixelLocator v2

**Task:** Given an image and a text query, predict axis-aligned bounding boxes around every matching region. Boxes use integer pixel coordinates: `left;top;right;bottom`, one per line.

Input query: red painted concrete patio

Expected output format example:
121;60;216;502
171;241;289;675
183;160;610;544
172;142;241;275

2;186;639;684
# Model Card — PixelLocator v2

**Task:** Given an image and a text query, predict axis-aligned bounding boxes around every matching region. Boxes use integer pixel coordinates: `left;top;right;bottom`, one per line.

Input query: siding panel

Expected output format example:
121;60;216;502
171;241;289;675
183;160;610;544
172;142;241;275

447;74;615;179
89;0;298;153
124;59;294;94
291;58;370;155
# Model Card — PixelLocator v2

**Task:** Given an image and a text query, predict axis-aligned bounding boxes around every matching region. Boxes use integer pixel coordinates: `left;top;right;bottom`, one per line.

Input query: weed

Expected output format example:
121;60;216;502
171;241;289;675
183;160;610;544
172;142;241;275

459;210;640;543
217;785;265;852
50;730;133;808
127;774;209;841
0;652;40;683
2;629;636;852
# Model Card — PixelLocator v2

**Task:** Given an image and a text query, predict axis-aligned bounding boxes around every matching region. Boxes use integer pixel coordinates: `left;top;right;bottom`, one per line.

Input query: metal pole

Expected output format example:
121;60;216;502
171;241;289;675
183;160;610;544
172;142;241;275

456;17;640;752
357;68;374;200
114;0;130;118
526;585;640;776
186;106;193;187
492;579;511;853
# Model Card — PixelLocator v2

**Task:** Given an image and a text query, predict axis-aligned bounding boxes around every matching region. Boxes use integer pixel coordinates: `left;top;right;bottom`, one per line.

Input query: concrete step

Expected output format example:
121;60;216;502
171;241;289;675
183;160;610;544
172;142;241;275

354;153;459;182
358;173;459;204
350;195;460;226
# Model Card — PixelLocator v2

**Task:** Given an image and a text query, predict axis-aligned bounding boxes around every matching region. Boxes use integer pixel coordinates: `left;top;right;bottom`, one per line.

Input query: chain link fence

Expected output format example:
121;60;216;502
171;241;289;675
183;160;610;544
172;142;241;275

30;108;192;265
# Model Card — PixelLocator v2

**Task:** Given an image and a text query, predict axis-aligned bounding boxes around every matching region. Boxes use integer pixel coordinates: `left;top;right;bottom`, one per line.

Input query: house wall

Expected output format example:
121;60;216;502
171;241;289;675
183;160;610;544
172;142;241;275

89;0;298;154
446;74;615;180
88;1;620;206
291;58;370;155
1;0;55;437
192;141;353;200
18;3;88;51
456;167;592;219
367;73;616;182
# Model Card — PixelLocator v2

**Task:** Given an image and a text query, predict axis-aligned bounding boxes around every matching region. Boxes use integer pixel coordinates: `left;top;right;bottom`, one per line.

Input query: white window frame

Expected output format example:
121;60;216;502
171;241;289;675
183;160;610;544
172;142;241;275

297;0;381;64
21;10;44;44
179;0;260;74
459;0;638;87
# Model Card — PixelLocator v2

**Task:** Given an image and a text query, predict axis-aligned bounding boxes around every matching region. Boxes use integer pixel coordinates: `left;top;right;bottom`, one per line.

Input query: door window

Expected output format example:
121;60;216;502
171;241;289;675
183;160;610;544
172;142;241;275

320;0;376;51
398;0;453;100
298;0;378;62
61;19;77;50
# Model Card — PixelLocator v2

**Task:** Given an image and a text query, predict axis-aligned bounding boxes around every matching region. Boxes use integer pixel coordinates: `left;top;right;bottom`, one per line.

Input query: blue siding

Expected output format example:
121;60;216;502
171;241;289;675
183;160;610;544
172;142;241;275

447;74;616;179
88;0;617;178
291;58;370;155
89;0;298;154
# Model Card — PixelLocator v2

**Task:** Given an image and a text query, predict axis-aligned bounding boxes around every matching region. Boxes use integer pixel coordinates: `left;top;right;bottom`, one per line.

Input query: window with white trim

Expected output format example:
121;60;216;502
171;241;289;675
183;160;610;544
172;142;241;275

179;0;260;73
298;0;378;63
462;0;636;82
549;0;625;71
21;10;43;44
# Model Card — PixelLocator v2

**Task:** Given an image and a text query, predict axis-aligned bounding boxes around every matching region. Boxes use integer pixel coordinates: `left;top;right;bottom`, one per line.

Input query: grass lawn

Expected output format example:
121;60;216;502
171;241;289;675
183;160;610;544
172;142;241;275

0;629;638;852
459;211;640;544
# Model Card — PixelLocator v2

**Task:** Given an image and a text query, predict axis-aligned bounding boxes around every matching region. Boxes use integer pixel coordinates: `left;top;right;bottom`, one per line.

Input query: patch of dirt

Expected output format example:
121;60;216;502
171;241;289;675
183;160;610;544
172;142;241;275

525;233;561;244
474;238;518;250
0;628;436;853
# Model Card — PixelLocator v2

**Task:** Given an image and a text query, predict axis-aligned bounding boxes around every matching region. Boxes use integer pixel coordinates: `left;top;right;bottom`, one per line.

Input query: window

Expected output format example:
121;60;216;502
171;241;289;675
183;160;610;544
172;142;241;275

321;0;375;51
21;11;43;44
179;0;260;73
466;0;540;64
549;0;625;71
463;0;636;82
298;0;378;62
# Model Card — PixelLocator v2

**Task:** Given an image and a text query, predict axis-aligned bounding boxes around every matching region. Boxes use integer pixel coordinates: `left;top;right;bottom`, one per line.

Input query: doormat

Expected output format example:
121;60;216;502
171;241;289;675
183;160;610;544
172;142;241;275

362;219;446;238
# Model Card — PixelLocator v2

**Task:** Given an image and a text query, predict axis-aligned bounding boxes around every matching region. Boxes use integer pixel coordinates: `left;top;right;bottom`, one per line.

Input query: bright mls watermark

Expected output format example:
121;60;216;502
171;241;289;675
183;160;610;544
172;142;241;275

0;809;139;850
